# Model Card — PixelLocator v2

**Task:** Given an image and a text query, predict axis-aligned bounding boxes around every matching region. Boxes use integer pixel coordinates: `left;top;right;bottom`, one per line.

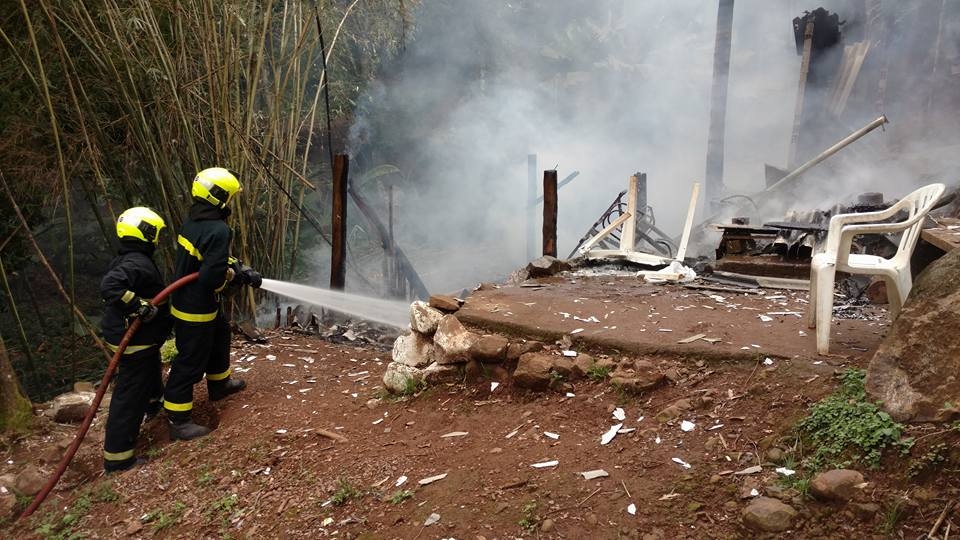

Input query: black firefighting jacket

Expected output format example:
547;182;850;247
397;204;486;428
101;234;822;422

170;201;232;323
100;240;172;349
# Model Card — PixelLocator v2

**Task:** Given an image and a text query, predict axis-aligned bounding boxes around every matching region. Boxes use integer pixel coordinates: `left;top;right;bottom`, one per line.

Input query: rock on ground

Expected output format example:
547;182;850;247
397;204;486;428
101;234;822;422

410;301;444;335
810;469;865;501
513;352;555;391
433;315;478;364
469;335;508;363
382;362;424;394
742;497;798;532
866;247;960;421
392;332;436;368
15;465;45;497
525;256;571;278
428;294;462;312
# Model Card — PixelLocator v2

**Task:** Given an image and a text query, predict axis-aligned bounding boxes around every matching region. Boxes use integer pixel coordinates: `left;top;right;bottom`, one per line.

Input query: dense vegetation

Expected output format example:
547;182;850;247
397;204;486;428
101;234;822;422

0;0;414;400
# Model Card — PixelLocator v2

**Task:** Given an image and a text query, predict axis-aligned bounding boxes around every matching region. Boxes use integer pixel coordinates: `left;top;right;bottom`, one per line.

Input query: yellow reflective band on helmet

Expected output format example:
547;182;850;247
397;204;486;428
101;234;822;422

106;343;157;355
177;235;203;261
164;400;192;412
206;368;231;381
170;305;217;322
121;290;136;303
103;448;135;461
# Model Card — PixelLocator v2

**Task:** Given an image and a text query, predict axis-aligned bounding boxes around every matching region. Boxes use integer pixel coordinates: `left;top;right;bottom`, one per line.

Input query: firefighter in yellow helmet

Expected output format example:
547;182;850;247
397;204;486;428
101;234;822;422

100;207;172;472
163;167;261;440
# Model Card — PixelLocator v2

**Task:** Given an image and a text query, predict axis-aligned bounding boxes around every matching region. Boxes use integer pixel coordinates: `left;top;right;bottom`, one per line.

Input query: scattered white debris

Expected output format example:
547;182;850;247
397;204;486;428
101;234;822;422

672;457;692;469
424;513;441;526
321;517;334;526
655;436;661;444
562;350;578;357
813;360;824;365
490;382;500;392
570;328;584;334
544;432;560;440
799;330;807;336
617;427;636;434
758;315;773;322
601;423;624;445
580;469;609;480
0;486;8;494
734;465;762;475
348;371;369;377
658;493;681;501
372;418;383;425
350;393;358;398
418;473;448;485
763;358;774;366
627;503;637;515
775;467;796;477
637;416;645;423
750;344;761;348
396;475;407;486
265;354;276;361
565;392;576;398
531;460;559;468
707;424;724;431
281;363;296;367
657;328;673;332
505;429;520;439
612;408;626;421
680;420;695;432
276;429;288;434
440;431;469;438
749;488;760;497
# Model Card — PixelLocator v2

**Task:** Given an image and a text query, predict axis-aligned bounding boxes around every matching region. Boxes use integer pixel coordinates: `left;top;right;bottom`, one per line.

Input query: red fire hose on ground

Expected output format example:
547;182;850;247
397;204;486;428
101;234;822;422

18;272;199;521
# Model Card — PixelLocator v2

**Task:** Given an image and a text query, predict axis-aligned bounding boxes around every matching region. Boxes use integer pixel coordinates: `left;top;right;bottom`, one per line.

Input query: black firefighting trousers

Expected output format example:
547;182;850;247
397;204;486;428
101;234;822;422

162;313;232;422
103;347;162;471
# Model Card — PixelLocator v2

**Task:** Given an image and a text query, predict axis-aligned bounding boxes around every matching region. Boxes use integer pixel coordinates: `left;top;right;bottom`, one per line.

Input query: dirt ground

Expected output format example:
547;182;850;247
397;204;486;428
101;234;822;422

2;273;959;539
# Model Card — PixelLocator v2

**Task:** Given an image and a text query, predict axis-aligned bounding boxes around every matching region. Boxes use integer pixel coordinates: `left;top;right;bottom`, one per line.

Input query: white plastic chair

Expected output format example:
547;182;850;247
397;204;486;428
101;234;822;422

806;183;945;354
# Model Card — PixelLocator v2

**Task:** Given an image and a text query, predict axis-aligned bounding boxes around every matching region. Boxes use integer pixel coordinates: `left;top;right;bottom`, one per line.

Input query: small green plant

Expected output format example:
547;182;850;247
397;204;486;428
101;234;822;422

160;339;177;364
197;468;215;487
143;501;186;532
94;482;120;503
517;500;539;533
388;489;413;504
586;363;611;381
881;498;907;535
400;376;426;396
907;442;949;478
33;494;92;539
795;368;913;470
330;478;360;506
548;370;564;383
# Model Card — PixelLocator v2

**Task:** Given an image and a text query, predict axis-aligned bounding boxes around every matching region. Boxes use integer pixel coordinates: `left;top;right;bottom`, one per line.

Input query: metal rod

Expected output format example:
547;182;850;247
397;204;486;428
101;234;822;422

705;0;735;213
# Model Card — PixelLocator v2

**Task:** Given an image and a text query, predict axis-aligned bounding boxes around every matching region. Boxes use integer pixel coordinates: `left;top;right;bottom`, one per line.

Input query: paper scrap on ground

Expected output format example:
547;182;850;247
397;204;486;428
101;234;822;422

659;493;680;500
490;382;499;392
734;465;762;475
672;457;692;469
775;467;796;476
544;431;559;440
424;513;441;526
570;328;584;334
418;473;448;485
562;350;578;357
441;431;469;438
321;517;334;526
531;460;559;468
707;424;724;430
612;408;626;421
395;475;407;486
678;333;707;344
680;420;695;432
627;503;637;515
759;315;773;322
601;423;624;445
763;357;774;365
617;427;635;434
580;469;609;480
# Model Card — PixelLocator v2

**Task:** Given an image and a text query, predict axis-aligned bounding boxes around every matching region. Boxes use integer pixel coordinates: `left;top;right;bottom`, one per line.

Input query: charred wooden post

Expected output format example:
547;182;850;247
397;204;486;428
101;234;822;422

330;153;349;290
275;306;281;329
620;175;639;251
705;0;734;213
527;154;537;261
286;306;293;327
542;170;558;257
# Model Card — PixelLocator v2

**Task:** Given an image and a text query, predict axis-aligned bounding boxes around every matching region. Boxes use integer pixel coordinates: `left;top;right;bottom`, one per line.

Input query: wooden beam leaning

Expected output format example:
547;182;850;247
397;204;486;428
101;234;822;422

619;175;639;251
330;153;349;290
542;170;558;257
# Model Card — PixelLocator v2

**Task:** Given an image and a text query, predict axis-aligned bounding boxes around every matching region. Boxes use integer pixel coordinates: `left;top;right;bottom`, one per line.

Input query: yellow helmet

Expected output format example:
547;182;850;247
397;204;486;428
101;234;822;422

116;207;165;244
192;167;241;208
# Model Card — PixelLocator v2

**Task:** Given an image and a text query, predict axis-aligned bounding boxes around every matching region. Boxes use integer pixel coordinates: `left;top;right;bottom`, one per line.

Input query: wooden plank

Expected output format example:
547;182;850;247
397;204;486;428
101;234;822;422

584;249;669;267
542;170;558;257
675;182;701;262
619;175;639;251
921;227;960;253
788;19;815;169
580;213;631;254
832;41;870;116
330;154;349;290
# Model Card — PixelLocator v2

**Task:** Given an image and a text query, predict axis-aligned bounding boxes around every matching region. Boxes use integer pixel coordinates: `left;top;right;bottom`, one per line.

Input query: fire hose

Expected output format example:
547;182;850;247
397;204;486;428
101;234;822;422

18;272;200;521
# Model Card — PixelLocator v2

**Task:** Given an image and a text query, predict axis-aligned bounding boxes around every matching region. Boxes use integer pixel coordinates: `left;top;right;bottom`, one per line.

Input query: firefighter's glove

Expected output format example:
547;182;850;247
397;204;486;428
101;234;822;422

238;265;262;289
134;298;158;323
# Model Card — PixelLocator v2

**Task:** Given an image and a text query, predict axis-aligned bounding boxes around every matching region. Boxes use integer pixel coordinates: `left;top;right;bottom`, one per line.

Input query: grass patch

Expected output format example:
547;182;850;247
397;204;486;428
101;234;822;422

143;501;186;532
93;481;120;503
586;363;611;381
517;500;539;533
330;478;360;506
387;489;413;504
33;494;91;540
795;368;913;470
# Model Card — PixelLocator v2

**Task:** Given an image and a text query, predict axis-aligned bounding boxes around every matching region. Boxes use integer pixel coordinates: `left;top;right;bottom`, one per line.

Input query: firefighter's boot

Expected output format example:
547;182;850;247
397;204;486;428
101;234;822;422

168;417;210;441
208;378;246;401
